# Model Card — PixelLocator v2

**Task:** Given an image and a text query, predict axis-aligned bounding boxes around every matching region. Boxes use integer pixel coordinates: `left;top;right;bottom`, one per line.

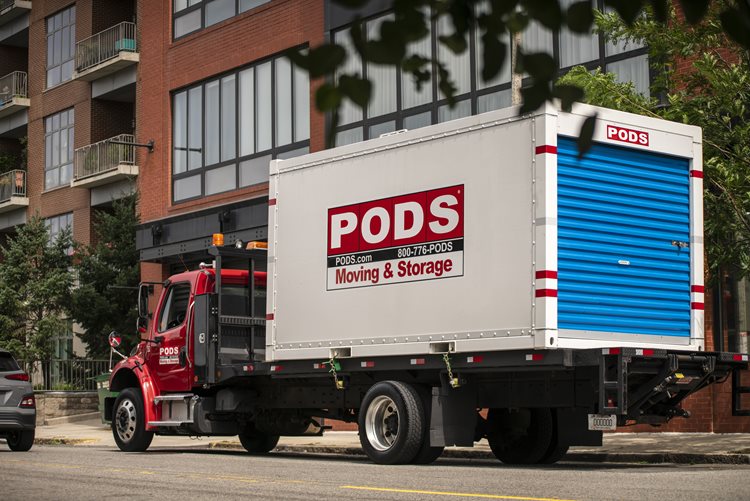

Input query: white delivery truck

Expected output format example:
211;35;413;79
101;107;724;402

108;103;749;465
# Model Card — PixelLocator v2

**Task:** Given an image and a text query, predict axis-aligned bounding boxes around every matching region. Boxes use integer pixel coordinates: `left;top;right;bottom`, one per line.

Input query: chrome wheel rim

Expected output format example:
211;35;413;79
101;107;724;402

115;398;137;443
365;395;399;451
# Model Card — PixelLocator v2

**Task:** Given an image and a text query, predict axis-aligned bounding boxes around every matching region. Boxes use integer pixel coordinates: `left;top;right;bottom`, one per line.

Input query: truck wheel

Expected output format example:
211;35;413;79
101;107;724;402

411;386;444;465
6;430;34;451
359;381;424;465
540;411;569;464
487;408;553;465
112;387;154;452
238;428;280;454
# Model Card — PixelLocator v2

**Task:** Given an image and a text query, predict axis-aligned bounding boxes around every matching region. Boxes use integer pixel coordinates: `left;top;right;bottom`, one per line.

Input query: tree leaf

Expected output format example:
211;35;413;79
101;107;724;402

315;83;342;112
339;75;372;108
604;0;645;25
554;84;585;112
577;113;598;157
678;0;710;24
566;1;595;34
287;44;346;78
525;0;563;30
520;82;551;113
720;7;750;49
438;33;468;54
481;33;507;83
521;52;556;81
648;0;669;23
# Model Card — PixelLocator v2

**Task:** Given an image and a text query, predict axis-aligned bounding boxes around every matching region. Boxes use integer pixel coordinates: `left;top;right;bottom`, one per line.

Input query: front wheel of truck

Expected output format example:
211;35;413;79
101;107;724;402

112;387;154;452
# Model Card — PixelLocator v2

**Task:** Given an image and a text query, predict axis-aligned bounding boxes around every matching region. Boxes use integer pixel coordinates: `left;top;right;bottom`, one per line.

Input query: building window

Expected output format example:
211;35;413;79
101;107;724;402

46;5;76;88
332;0;649;145
46;212;73;243
172;51;310;203
173;0;271;39
45;108;75;190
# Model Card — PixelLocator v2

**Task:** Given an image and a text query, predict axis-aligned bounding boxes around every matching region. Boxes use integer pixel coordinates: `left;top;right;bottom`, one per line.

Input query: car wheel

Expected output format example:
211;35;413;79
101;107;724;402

112;387;154;452
6;429;35;451
358;381;424;465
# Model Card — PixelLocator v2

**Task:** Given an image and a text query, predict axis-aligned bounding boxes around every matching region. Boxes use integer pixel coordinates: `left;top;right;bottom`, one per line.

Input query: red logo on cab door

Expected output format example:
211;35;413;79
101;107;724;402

606;124;649;146
327;185;464;256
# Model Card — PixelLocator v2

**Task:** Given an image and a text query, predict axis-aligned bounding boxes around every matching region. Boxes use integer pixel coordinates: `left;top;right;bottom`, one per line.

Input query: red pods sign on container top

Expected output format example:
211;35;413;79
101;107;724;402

326;185;464;290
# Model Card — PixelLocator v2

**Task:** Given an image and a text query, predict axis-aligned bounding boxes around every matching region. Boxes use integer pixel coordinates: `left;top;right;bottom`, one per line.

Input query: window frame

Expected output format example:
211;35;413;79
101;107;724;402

157;282;192;333
172;0;271;40
44;108;75;190
171;49;310;204
45;5;76;89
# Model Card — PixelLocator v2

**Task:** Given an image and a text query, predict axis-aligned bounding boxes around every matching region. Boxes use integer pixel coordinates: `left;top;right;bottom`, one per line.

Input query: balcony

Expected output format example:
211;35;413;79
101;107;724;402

0;71;29;119
71;134;139;188
0;169;28;213
73;22;139;82
0;1;31;27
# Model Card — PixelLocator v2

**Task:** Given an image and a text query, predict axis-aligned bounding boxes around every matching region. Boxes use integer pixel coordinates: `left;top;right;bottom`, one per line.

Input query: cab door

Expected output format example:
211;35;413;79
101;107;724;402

146;281;193;391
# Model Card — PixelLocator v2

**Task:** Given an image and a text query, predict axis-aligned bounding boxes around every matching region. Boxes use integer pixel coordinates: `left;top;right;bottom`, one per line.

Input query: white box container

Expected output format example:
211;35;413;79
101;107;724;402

266;103;703;361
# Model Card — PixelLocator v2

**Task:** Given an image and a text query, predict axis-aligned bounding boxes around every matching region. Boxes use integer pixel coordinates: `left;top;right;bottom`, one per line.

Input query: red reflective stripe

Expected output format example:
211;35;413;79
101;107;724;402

690;170;703;178
691;285;705;293
269;198;277;206
691;302;705;310
535;145;557;155
535;270;558;279
535;289;558;297
642;349;655;356
266;313;274;320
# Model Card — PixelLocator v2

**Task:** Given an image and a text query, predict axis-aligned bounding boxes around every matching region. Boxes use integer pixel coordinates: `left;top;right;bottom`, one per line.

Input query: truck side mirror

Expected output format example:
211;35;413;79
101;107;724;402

138;283;150;320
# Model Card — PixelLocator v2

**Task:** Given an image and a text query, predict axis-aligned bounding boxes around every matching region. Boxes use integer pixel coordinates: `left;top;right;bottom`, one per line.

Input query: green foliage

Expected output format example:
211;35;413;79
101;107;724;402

558;2;750;278
292;0;750;149
70;194;140;358
0;216;73;363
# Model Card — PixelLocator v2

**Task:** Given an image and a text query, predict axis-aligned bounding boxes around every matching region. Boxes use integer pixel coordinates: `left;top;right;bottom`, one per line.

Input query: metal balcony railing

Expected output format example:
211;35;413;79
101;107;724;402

75;22;137;73
0;71;28;107
0;169;26;203
74;134;136;181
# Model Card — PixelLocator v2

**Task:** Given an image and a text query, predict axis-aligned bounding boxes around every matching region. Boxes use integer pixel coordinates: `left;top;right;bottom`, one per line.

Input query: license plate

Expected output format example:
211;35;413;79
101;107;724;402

588;414;617;431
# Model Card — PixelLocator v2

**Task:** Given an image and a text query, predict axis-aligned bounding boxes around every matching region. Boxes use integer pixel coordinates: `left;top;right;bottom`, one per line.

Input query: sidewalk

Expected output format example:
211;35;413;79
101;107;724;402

29;417;750;464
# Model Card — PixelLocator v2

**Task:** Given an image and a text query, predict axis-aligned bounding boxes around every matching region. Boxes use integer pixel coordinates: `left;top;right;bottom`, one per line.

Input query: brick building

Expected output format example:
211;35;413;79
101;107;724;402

0;0;747;431
0;0;138;357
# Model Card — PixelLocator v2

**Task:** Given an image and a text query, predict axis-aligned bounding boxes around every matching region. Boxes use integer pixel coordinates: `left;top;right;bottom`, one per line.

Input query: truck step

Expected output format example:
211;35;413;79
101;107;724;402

153;393;194;403
148;420;190;427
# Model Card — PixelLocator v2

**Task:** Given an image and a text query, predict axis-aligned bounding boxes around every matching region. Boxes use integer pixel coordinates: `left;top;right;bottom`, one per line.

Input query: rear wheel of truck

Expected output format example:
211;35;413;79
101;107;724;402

238;427;280;454
359;381;425;465
6;430;35;451
487;408;553;465
112;387;154;452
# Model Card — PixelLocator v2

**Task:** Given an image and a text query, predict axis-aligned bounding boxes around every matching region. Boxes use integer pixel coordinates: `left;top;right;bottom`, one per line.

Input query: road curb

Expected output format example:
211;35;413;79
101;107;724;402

207;441;750;465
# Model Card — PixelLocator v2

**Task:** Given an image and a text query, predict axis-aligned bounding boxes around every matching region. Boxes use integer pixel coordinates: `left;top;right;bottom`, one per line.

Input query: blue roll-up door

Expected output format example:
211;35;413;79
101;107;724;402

557;137;691;337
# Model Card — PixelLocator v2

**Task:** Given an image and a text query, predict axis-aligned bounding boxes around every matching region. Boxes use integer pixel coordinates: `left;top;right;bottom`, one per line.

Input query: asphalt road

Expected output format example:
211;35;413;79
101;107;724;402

2;445;750;500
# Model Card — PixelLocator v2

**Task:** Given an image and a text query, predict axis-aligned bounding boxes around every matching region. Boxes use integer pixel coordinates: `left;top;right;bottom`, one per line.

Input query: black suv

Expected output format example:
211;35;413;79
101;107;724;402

0;349;36;451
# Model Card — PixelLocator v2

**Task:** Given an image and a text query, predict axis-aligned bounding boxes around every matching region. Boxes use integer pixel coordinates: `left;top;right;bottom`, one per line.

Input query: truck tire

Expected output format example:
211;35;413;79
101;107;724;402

112;387;154;452
411;386;444;465
540;411;569;464
6;430;34;451
238;427;280;454
359;381;425;465
487;408;553;465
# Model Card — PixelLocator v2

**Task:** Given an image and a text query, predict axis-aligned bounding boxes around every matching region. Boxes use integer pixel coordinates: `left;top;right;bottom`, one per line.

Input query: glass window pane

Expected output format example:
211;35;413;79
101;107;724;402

438;99;471;123
68;129;74;162
205;164;236;195
174;174;202;201
607;55;650;96
335;127;363;147
239;68;255;156
334;28;363;125
240;0;270;13
45;168;56;189
401;8;432;109
293;63;310;142
256;61;272;151
367;15;398;117
276;147;309;160
368;120;396;139
61;164;71;185
188;87;203;170
221;75;236;161
604;7;644;56
45;135;52;169
52;113;60;130
62;27;70;60
477;89;512;113
175;0;188;13
520;21;553;54
559;0;598;68
205;80;220;165
475;2;510;90
54;31;62;65
275;58;292;146
403;111;432;131
61;60;74;82
173;91;187;174
239;154;272;187
206;0;235;27
174;10;202;38
52;131;60;167
436;15;471;97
